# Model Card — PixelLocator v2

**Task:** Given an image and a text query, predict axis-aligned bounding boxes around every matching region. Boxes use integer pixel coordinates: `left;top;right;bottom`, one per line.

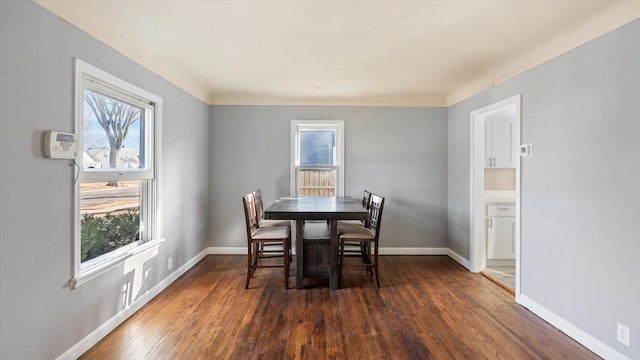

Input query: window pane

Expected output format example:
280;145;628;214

299;130;335;165
83;89;145;170
80;180;141;262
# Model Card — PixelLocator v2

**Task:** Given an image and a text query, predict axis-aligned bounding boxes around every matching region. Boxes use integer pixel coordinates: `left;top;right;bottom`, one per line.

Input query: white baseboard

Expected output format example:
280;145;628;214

208;246;245;255
447;249;472;270
56;248;209;360
208;246;449;256
378;247;448;255
518;294;630;360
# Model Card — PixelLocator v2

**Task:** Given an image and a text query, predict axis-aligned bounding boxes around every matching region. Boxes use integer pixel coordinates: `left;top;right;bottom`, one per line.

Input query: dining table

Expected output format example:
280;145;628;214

263;196;369;289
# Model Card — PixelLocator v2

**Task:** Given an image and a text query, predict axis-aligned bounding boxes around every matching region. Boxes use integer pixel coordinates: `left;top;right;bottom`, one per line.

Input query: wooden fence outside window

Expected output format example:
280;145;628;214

297;166;336;197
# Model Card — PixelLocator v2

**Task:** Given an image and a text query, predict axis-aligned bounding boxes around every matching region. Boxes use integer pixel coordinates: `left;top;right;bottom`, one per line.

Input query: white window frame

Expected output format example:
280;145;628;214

290;120;345;197
71;59;162;288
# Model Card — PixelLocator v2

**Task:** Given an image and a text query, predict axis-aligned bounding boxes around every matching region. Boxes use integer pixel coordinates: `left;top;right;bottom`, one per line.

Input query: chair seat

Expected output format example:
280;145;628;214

338;225;375;240
259;219;292;228
252;226;290;240
337;219;364;226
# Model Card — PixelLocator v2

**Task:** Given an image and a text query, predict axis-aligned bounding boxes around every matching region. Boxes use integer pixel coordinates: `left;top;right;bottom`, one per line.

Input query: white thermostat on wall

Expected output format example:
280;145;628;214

520;144;533;157
44;130;78;159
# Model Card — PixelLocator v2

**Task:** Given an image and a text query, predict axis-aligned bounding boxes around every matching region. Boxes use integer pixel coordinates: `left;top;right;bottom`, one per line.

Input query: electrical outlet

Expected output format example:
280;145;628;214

617;323;630;347
168;257;173;270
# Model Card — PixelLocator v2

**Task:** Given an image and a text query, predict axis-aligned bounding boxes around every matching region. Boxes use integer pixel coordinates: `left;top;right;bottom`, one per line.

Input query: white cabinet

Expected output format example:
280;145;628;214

485;116;515;168
486;204;515;259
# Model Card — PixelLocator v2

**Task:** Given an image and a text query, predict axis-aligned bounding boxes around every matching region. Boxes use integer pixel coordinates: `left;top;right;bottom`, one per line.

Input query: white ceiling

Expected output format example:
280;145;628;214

35;0;640;106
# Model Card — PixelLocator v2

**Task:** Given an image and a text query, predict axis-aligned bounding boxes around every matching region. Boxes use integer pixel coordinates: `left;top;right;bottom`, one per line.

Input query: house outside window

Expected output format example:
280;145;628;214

72;59;161;287
290;120;344;197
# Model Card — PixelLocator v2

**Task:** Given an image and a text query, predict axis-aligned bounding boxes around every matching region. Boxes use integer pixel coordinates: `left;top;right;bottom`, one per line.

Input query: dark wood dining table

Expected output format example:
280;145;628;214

264;196;369;289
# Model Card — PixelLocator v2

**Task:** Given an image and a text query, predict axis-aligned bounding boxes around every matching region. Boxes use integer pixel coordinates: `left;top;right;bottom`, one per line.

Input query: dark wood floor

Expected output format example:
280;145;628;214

80;255;599;359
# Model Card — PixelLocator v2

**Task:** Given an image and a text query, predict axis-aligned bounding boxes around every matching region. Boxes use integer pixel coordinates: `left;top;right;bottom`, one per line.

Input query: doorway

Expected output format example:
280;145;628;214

470;95;521;301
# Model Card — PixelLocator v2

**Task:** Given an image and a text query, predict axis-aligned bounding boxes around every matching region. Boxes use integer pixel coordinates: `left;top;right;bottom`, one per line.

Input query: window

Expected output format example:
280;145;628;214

290;120;344;196
72;59;161;287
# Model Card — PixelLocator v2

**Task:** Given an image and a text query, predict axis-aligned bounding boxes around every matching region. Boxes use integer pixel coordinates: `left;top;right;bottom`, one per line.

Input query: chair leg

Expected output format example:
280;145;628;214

339;240;345;288
374;250;380;287
339;240;379;288
289;237;293;263
363;243;373;276
284;239;290;289
245;243;253;289
252;242;260;278
251;243;261;270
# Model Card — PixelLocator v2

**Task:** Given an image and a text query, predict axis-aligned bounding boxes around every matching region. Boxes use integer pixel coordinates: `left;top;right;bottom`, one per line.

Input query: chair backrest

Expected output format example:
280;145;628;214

254;189;265;224
359;190;373;227
362;190;372;209
368;194;385;238
242;192;259;240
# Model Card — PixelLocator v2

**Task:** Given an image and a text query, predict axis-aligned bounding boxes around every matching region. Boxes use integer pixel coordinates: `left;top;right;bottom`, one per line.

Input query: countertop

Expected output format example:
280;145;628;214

484;190;516;204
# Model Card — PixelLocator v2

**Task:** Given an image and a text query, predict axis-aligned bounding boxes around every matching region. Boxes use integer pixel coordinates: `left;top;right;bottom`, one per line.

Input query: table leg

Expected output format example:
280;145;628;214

295;218;304;289
329;218;338;290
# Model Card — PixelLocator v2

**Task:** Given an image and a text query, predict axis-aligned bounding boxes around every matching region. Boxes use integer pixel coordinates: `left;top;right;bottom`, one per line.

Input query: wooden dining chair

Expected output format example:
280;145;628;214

338;190;372;264
253;189;292;262
242;192;291;289
338;194;385;288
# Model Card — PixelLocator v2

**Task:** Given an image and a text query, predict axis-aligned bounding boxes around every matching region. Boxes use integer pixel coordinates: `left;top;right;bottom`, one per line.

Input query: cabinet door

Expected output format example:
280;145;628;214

485;117;515;168
487;216;515;259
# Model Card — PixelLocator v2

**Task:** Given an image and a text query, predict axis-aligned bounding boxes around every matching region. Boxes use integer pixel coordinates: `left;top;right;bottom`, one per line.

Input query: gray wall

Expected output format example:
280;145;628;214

2;1;638;359
209;105;449;250
447;19;640;359
0;2;210;359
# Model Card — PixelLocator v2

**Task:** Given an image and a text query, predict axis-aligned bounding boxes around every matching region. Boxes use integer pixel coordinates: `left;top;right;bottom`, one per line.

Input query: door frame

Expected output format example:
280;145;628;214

469;94;521;301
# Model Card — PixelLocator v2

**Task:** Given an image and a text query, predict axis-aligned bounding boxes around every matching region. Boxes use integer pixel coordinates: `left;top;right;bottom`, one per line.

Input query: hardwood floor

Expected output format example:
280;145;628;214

80;255;599;359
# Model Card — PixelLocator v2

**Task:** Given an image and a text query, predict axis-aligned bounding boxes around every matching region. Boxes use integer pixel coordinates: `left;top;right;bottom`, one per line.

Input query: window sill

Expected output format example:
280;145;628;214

70;238;164;289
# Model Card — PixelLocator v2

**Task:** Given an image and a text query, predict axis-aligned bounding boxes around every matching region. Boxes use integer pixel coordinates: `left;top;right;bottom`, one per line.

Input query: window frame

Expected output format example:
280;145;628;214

290;120;345;197
71;59;162;288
